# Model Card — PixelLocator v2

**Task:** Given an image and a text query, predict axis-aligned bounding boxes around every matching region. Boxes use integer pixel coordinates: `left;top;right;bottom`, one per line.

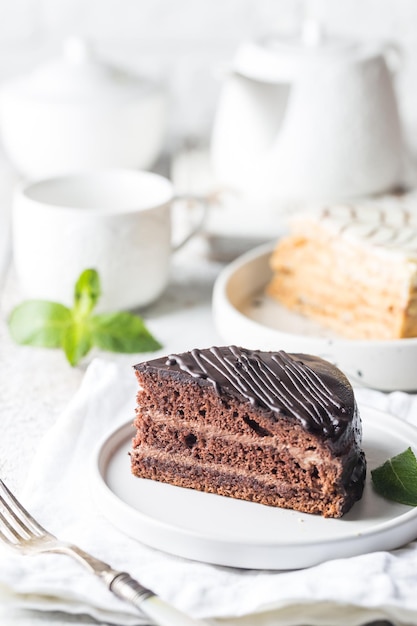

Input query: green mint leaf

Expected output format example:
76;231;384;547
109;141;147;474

62;321;93;367
8;269;162;366
62;268;100;366
371;447;417;506
73;268;101;317
90;311;162;353
8;301;72;348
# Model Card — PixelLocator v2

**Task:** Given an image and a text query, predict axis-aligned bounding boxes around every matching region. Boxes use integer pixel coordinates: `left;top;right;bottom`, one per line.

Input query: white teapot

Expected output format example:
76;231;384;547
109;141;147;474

0;38;168;179
211;25;406;202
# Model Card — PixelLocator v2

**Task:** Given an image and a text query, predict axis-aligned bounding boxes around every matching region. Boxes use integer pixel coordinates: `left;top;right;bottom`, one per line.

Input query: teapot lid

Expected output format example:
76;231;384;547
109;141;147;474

234;21;369;82
3;37;157;102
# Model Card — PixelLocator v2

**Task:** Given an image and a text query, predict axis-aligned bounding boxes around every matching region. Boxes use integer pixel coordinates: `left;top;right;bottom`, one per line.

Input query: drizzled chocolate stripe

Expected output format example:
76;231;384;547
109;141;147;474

269;355;334;428
166;347;351;439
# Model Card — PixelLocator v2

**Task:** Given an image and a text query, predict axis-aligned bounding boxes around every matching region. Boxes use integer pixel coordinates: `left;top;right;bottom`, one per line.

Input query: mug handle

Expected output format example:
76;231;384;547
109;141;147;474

170;194;208;252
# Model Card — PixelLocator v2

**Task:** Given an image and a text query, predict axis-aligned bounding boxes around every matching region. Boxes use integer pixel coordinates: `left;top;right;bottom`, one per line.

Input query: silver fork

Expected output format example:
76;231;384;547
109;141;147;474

0;479;206;626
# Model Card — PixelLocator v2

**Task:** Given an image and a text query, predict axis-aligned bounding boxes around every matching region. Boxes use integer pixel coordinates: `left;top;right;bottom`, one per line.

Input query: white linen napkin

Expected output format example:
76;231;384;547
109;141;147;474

1;357;417;626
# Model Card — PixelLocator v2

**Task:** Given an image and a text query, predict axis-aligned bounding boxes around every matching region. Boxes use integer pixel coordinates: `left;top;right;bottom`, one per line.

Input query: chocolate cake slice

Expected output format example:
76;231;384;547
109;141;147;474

131;347;366;518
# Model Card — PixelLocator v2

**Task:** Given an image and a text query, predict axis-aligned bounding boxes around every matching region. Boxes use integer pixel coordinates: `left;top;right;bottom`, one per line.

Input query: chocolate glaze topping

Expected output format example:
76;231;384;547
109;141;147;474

136;346;356;442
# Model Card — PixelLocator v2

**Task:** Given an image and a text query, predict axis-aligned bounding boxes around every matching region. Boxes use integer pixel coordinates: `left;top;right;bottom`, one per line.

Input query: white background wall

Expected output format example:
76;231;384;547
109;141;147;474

0;0;417;151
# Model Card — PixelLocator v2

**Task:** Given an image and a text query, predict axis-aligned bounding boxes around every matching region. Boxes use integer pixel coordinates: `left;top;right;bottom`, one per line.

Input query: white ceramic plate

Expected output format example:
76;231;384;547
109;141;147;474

90;406;417;570
212;242;417;392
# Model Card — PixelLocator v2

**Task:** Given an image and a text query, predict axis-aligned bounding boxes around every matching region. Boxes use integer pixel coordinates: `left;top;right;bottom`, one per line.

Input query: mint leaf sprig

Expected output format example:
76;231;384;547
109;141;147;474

371;447;417;506
8;269;162;366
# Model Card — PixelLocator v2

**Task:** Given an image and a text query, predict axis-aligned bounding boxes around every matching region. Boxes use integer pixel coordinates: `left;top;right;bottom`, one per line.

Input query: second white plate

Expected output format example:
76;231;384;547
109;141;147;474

212;242;417;391
90;406;417;570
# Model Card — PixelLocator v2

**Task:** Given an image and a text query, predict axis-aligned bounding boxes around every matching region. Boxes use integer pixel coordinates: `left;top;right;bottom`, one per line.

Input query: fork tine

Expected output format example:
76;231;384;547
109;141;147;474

0;506;28;543
0;482;35;542
0;479;50;538
0;526;15;545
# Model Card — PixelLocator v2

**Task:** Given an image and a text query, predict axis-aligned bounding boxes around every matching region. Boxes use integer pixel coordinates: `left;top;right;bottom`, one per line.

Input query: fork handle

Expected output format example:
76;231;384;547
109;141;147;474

108;571;206;626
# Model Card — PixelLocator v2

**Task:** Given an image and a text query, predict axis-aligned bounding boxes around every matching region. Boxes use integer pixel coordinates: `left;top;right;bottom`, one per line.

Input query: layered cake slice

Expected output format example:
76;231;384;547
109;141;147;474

267;202;417;339
131;346;366;518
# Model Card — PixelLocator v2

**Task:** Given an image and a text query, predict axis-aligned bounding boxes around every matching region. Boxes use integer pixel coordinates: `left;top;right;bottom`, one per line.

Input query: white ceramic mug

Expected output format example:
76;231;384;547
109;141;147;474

12;170;206;311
